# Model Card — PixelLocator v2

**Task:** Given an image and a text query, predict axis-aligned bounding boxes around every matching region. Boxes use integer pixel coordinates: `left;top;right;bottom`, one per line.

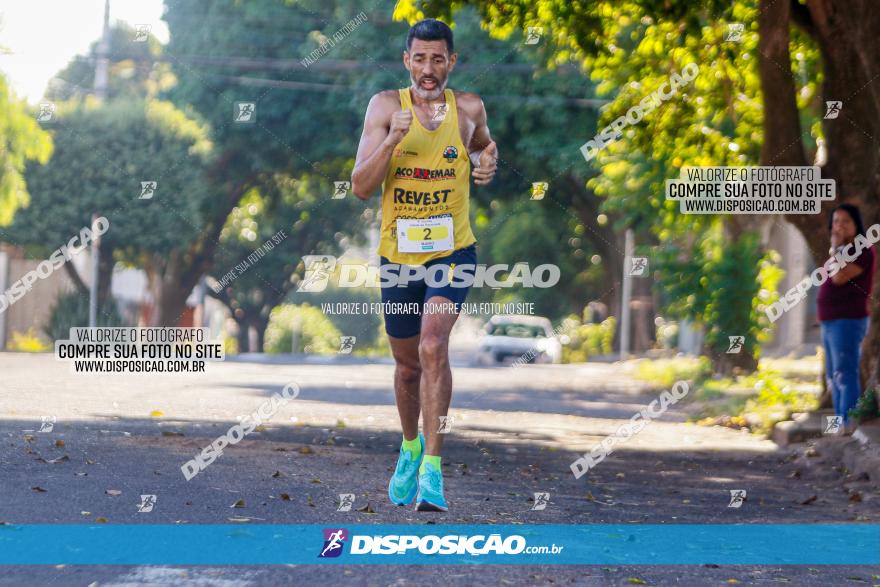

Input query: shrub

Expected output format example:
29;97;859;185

264;303;342;355
561;315;616;363
8;328;51;352
849;386;879;422
635;356;713;388
44;291;125;342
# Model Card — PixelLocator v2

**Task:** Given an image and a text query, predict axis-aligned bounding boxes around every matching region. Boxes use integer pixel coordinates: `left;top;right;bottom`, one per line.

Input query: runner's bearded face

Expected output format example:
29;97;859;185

405;39;454;100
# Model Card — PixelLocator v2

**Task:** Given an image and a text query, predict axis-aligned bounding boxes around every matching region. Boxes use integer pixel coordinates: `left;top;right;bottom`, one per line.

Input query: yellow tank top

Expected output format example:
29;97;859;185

378;87;477;265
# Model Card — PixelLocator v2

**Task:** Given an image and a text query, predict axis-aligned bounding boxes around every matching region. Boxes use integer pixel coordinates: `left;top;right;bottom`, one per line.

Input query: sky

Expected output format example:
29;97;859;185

0;0;168;102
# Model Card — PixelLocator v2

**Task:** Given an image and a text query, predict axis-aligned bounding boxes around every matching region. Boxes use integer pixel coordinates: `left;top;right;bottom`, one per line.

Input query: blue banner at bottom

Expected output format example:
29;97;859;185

0;524;877;565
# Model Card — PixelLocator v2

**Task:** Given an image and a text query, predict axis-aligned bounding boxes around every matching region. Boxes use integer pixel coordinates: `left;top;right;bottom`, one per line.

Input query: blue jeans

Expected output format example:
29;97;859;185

821;317;869;423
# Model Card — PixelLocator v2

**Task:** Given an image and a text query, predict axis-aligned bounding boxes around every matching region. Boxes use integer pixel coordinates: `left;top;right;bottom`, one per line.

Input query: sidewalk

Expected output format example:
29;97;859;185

775;412;880;482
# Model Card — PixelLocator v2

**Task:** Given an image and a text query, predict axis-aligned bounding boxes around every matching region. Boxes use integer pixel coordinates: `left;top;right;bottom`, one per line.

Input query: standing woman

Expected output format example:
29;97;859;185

817;203;876;434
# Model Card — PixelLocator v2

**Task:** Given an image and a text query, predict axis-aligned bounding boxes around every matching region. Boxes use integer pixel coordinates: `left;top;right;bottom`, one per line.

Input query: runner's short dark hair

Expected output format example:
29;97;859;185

829;203;866;236
406;19;454;54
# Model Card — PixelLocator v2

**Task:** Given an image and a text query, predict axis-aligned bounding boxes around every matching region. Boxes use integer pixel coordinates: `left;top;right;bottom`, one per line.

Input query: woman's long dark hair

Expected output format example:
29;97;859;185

828;203;866;237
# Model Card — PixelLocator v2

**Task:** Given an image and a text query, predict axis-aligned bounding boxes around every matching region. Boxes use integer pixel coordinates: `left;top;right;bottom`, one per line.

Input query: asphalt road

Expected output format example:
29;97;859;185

1;352;878;586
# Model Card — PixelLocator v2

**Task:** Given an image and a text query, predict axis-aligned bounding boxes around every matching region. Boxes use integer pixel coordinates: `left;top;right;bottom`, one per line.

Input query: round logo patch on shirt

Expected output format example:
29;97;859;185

442;145;458;162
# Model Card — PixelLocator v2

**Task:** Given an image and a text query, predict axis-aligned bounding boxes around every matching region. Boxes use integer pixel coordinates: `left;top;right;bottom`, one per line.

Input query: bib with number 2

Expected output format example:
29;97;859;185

396;217;454;253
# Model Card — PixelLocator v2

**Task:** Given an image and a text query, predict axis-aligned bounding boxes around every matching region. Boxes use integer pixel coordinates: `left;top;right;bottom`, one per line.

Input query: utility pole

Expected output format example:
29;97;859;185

89;0;110;327
94;0;110;100
89;214;102;328
0;249;8;350
619;228;634;359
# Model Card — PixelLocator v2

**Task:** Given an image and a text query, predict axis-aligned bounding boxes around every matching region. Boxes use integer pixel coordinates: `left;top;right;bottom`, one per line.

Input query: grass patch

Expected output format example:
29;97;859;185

634;354;822;436
633;356;713;388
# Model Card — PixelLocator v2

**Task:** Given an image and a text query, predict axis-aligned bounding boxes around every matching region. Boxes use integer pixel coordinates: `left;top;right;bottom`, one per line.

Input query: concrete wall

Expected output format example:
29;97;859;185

0;254;76;348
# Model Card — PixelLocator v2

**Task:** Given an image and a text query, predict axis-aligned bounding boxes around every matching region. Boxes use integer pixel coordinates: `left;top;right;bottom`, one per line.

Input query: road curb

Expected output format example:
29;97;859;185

780;417;880;482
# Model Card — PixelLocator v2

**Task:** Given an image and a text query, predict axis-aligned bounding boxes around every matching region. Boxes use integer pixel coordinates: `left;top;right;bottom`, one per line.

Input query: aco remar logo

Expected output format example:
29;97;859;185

394;167;457;181
442;145;458;162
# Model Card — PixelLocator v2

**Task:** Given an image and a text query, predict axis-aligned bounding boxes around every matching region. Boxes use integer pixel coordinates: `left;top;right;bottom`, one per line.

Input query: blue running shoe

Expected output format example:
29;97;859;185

388;432;425;505
415;460;448;512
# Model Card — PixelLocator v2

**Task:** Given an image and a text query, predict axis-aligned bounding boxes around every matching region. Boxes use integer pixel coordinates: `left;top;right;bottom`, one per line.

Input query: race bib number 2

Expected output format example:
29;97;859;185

396;217;454;253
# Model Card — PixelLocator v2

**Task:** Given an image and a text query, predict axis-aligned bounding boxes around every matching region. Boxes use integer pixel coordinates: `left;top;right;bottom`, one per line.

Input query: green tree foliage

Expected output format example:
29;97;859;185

163;0;615;325
5;99;213;308
395;0;827;373
0;74;53;225
46;23;168;101
655;228;782;367
263;303;342;354
209;175;365;351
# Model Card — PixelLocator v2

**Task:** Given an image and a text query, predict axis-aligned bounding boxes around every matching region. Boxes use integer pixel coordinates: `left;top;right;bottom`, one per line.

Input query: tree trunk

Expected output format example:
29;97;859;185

63;262;89;296
149;273;193;327
801;0;880;406
254;316;269;353
567;178;625;319
712;349;759;376
760;0;880;411
144;154;255;327
235;317;251;353
97;243;114;307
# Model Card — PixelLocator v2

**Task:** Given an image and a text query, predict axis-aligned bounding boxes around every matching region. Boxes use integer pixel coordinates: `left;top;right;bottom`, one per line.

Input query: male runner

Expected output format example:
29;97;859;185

351;18;497;512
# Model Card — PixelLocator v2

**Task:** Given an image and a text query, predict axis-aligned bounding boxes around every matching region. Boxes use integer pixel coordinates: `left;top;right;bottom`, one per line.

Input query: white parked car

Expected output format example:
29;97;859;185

475;315;562;365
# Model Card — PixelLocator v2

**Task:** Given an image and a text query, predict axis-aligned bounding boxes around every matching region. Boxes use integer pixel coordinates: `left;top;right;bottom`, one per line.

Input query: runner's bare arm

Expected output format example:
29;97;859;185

464;96;497;186
351;92;412;200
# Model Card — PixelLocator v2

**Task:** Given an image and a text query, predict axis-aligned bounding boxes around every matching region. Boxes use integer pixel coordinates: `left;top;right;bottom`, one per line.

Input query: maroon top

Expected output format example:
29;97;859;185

817;244;875;321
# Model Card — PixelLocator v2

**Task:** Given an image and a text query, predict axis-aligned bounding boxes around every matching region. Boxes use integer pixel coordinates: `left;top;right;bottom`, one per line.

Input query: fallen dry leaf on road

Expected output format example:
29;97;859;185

298;446;314;454
356;503;376;514
850;492;863;502
310;478;322;484
271;471;283;478
54;440;65;448
231;499;246;508
95;517;108;523
161;431;184;437
24;435;34;443
625;579;647;585
105;489;122;496
800;495;818;505
150;410;165;418
31;486;47;492
280;494;291;501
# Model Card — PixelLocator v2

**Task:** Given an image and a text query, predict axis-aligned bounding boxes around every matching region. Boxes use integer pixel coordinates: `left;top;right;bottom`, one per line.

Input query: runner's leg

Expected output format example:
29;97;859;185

389;334;422;440
419;295;460;455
